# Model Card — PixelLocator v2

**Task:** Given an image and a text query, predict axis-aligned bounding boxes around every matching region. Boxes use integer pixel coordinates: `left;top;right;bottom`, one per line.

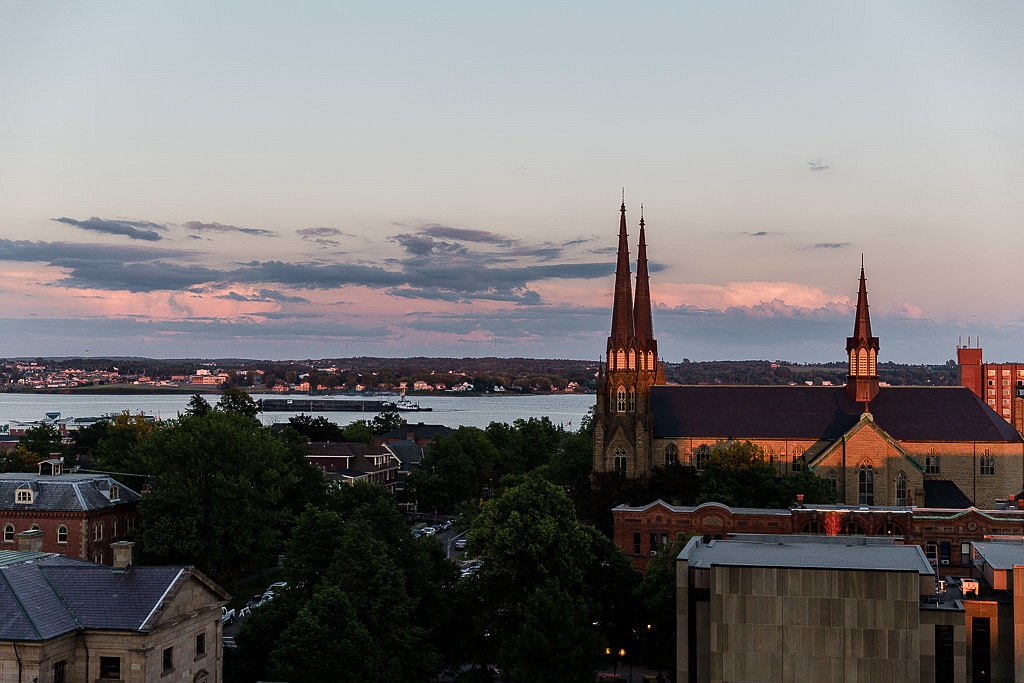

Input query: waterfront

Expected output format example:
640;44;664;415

0;392;595;431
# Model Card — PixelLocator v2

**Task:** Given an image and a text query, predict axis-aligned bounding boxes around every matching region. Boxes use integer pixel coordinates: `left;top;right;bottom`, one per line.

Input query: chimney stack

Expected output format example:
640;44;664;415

112;541;135;570
17;528;44;553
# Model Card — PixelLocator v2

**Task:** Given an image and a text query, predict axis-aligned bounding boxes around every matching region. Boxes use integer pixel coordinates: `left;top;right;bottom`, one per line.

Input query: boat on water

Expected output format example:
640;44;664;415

393;399;432;412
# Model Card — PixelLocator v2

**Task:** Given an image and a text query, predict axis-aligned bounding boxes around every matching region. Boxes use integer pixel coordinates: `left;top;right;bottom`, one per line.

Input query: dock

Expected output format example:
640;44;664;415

258;397;396;413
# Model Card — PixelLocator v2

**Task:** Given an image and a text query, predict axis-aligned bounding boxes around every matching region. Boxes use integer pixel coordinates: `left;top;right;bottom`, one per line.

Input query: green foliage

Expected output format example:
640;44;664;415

698;441;778;507
371;409;403;434
133;411;302;578
216;388;260;418
185;393;212;416
340;419;375;445
287;414;345;441
16;423;64;460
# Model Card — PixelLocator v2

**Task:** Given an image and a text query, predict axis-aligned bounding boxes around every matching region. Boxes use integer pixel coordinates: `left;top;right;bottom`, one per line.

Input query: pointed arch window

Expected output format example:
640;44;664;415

868;350;876;375
665;443;678;467
613;447;628;476
627;349;636;370
616;386;626;412
628;387;636;412
694;444;711;471
858;463;874;505
895;472;907;506
616;349;625;369
849;349;857;374
647;351;654;370
826;471;837;494
857;349;868;375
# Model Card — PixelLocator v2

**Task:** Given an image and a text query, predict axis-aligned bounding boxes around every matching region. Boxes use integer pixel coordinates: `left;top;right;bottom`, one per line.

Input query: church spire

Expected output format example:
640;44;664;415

634;206;654;342
609;197;634;342
846;257;880;405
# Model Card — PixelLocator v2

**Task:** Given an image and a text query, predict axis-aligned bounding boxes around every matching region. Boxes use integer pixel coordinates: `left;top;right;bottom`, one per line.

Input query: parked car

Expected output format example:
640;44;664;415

421;526;437;536
264;581;287;599
454;538;467;551
220;606;236;625
245;594;265;610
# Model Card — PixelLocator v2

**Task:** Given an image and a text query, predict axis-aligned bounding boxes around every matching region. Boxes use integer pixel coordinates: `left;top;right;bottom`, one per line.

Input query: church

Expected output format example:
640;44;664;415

593;203;1023;508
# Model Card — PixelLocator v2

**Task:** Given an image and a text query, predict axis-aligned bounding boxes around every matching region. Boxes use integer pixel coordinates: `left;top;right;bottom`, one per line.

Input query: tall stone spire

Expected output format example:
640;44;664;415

846;258;880;405
633;207;654;342
609;198;635;342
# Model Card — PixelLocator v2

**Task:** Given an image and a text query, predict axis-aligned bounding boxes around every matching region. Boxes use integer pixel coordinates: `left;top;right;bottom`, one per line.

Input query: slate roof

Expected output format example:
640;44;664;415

378;422;453;442
650;385;1022;443
0;553;197;641
0;473;142;511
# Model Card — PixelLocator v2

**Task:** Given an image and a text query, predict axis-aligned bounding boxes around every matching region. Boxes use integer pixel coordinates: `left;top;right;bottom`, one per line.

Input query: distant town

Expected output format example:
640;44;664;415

0;355;961;394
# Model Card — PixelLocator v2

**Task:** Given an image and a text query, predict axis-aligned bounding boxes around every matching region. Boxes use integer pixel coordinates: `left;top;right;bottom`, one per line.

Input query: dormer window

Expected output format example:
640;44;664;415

109;484;120;501
15;488;33;504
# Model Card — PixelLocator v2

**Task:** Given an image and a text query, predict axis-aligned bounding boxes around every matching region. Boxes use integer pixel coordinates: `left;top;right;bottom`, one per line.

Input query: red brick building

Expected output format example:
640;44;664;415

0;459;141;565
958;342;1024;435
613;498;1024;575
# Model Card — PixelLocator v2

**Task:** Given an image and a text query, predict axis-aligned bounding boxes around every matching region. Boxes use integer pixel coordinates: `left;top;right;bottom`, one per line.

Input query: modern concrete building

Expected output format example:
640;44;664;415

676;534;965;683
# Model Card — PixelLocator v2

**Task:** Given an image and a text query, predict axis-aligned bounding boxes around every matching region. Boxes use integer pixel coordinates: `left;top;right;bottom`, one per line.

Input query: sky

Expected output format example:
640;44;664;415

1;1;1022;364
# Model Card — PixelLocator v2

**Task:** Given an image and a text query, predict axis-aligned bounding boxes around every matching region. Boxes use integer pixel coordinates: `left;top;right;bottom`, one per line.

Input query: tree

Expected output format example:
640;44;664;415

287;414;345;442
133;411;297;579
698;440;778;507
16;423;64;460
185;393;212;416
340;420;374;445
371;409;403;435
216;388;261;418
467;475;635;679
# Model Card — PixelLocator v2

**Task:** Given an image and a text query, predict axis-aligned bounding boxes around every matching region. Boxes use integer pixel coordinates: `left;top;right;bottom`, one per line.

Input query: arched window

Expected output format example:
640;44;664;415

895;472;907;506
647;351;654;369
694;445;711;471
857;348;868;375
616;349;626;369
57;525;68;544
880;521;903;537
628;387;636;412
858;463;874;505
841;520;865;535
849;349;857;374
802;520;824;534
112;519;118;539
613;447;628;476
665;443;678;466
109;484;120;501
616;387;626;412
3;524;13;543
868;350;876;375
826;471;837;493
627;349;636;370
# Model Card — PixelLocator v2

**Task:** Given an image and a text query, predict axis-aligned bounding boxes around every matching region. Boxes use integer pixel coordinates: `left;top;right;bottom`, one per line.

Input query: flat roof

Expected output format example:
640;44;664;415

681;534;934;575
972;541;1024;571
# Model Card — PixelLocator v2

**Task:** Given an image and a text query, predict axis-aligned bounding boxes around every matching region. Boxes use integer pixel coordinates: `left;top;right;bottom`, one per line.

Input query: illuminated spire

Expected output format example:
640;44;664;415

634;206;654;342
609;198;635;341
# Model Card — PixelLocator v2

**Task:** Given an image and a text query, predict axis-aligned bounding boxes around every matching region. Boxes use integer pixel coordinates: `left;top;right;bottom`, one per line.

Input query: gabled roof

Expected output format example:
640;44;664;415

807;413;924;473
0;553;223;641
0;473;142;512
650;385;1022;443
377;423;453;442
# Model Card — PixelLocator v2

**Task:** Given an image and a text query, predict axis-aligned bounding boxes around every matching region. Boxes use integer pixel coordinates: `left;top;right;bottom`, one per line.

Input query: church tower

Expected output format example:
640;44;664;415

593;201;665;478
846;260;880;407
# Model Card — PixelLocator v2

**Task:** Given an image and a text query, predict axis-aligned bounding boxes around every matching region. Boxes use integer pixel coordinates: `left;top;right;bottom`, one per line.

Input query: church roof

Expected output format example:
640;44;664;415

650;385;1022;443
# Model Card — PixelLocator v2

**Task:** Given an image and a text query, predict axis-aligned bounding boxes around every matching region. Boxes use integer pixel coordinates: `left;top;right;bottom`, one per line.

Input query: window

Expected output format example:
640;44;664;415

934;625;954;683
57;525;68;544
162;646;173;673
616;386;626;412
112;519;118;539
53;660;67;683
880;521;903;536
895;472;907;506
841;520;864;535
980;455;995;476
649;533;658;556
613;448;627;476
791;455;804;472
15;488;32;504
109;484;120;500
628;387;636;412
632;532;641;557
826;471;837;493
99;656;120;680
664;443;678;466
925;453;940;475
93;522;104;541
858;463;874;505
961;542;971;566
694;445;711;471
802;520;824;534
3;524;13;543
196;632;207;658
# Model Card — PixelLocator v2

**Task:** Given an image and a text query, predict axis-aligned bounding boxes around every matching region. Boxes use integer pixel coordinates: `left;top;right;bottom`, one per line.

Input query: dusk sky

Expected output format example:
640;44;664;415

2;2;1021;364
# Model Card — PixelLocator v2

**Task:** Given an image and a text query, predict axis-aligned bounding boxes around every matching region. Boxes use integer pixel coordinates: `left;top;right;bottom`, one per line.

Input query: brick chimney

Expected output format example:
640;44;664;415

112;541;135;570
17;528;44;553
